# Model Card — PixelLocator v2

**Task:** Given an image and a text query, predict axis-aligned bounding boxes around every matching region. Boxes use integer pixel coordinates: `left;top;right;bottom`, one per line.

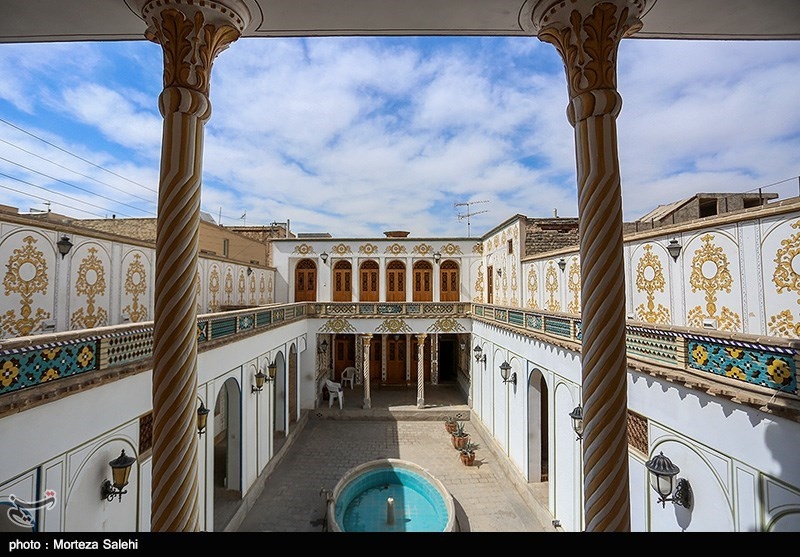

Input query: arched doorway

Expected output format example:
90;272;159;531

333;260;352;301
413;261;433;301
440;260;460;302
359;259;379;301
213;376;242;531
386;260;405;302
527;368;549;483
294;258;317;301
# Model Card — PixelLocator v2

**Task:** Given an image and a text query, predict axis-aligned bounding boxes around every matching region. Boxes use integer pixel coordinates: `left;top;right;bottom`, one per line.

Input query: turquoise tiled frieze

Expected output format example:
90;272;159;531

1;338;100;395
686;334;797;393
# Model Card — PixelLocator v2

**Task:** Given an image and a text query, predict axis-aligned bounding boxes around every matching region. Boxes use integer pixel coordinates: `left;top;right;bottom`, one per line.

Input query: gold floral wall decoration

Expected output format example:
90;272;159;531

768;220;800;338
427;317;465;332
331;243;352;255
237;269;246;305
376;317;413;334
70;246;109;330
319;316;357;333
359;243;379;255
208;265;220;312
258;273;266;305
248;273;256;305
1;235;50;337
545;262;561;312
510;264;518;307
567;259;581;315
196;269;201;313
267;275;274;304
473;242;483;254
687;234;741;331
474;262;484;302
384;243;407;255
412;243;433;256
292;243;316;256
634;244;670;324
439;243;463;256
224;267;233;305
526;266;539;309
122;252;148;322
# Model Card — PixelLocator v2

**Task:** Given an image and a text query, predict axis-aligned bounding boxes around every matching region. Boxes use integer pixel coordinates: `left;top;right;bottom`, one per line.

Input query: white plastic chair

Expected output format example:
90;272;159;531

325;379;343;409
341;367;356;390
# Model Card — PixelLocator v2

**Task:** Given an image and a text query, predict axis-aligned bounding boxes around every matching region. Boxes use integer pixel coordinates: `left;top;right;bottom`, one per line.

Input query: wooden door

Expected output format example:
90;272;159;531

359;260;379;301
294;259;316;302
413;261;433;302
333;261;352;302
386;335;406;384
369;337;382;382
334;336;355;381
386;260;405;302
440;260;459;302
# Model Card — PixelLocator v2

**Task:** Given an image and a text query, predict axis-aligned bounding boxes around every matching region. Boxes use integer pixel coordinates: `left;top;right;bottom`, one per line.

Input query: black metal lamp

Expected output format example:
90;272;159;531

197;401;210;436
558;258;566;271
252;370;267;393
433;251;441;264
645;451;692;508
473;344;485;364
499;361;516;386
667;239;682;261
569;405;584;440
267;361;277;382
57;235;73;259
247;266;253;276
320;251;328;264
318;339;328;354
101;450;136;502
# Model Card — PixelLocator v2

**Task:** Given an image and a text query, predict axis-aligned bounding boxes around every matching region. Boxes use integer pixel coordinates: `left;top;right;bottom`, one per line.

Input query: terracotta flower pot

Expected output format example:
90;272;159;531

445;422;458;434
460;452;476;466
451;434;470;450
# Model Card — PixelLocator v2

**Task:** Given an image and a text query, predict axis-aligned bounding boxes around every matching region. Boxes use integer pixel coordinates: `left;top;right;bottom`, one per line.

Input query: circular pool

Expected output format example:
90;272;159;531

327;458;456;532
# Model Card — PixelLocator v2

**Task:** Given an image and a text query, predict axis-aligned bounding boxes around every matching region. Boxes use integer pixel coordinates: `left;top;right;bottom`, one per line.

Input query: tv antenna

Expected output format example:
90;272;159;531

455;200;489;237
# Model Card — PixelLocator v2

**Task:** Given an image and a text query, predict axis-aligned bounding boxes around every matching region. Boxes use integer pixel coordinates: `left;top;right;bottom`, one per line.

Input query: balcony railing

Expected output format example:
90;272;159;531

1;301;797;407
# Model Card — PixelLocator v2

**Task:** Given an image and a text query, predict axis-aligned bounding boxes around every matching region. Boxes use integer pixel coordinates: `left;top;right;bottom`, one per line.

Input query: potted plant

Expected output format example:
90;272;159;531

459;441;480;466
450;421;470;450
444;415;458;434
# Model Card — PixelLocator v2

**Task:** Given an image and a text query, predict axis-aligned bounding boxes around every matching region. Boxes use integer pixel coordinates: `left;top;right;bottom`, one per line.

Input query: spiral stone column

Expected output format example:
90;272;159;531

134;0;248;532
416;334;427;408
530;0;652;531
362;334;372;409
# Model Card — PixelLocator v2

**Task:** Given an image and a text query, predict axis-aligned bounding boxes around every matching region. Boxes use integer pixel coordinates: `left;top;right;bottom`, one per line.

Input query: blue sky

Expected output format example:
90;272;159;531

0;36;798;237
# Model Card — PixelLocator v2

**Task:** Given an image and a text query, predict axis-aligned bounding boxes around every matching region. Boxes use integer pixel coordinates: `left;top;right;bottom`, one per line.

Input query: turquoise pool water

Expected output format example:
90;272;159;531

330;459;455;532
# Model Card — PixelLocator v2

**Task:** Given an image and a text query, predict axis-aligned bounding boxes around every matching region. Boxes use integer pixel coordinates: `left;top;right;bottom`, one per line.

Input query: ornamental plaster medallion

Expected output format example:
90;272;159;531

319;317;356;333
440;243;463;256
259;273;266;305
526;266;539;309
427;317;465;333
70;246;108;330
293;243;315;256
358;243;378;255
687;234;740;331
224;267;233;305
1;235;50;337
768;220;800;338
237;269;246;305
376;317;413;334
567;259;581;315
412;243;433;256
634;245;670;324
331;243;352;255
209;265;220;312
384;243;407;255
545;262;561;312
122;252;148;322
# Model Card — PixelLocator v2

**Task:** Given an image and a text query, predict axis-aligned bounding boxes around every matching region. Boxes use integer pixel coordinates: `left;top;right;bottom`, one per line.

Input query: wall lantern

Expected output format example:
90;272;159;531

433;251;441;264
499;361;516;386
473;344;486;364
267;360;277;382
57;235;73;259
667;239;682;261
252;369;267;393
644;451;692;509
197;401;210;436
558;258;566;271
496;267;502;277
320;251;328;264
101;450;136;502
318;339;328;354
569;405;584;440
246;266;253;276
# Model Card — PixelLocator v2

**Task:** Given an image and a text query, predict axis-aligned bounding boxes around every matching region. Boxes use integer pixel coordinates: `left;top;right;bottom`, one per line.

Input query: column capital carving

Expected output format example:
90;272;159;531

526;1;652;100
135;0;250;96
